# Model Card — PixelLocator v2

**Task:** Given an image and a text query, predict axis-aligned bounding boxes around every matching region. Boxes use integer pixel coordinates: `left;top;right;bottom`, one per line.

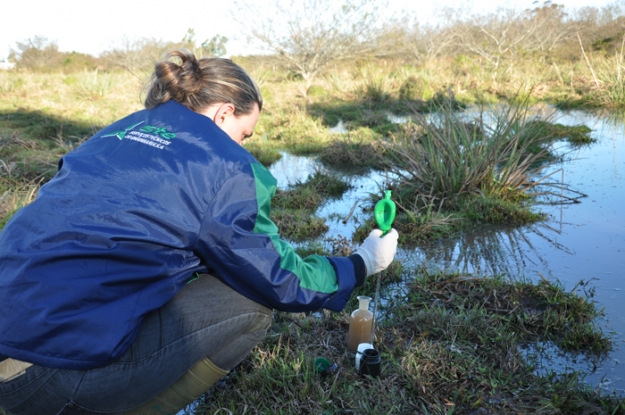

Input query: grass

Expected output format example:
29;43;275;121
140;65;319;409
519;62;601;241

586;40;625;108
524;120;595;145
0;109;96;183
0;56;603;188
243;140;283;167
261;108;335;155
271;210;329;241
0;182;39;229
318;134;388;174
192;269;621;415
354;209;464;245
70;69;118;101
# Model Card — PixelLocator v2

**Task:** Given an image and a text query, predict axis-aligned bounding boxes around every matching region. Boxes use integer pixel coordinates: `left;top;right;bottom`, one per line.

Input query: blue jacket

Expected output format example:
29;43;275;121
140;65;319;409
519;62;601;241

0;101;362;370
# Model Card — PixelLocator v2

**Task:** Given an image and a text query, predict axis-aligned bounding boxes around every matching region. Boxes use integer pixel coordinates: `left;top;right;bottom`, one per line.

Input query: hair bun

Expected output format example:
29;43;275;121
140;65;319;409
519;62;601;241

179;57;203;94
144;48;263;114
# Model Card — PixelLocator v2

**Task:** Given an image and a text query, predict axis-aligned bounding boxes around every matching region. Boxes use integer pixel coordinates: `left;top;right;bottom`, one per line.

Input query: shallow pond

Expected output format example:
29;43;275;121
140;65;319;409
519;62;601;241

269;108;625;394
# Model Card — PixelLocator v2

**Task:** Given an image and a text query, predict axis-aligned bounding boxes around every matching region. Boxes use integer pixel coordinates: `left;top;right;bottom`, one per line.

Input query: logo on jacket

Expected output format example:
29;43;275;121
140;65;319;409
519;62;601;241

101;121;177;150
102;122;145;140
102;122;177;140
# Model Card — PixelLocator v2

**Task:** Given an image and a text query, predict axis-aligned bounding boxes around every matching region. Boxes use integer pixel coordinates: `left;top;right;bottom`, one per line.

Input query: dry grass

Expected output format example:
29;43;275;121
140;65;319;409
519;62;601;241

0;182;39;229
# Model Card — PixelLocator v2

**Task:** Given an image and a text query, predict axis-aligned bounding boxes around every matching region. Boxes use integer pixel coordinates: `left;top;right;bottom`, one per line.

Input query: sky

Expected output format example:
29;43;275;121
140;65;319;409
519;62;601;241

0;0;620;62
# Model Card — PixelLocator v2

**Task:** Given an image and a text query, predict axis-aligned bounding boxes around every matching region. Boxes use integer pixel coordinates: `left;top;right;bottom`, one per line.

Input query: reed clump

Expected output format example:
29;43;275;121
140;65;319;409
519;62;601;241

378;99;560;233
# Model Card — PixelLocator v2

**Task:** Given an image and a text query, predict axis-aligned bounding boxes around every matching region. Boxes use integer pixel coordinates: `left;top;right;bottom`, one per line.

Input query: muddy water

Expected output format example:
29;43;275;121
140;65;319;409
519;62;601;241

269;109;625;394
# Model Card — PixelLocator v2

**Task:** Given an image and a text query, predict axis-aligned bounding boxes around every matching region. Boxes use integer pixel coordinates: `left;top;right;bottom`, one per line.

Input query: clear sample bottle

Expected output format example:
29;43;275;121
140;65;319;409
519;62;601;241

346;295;373;352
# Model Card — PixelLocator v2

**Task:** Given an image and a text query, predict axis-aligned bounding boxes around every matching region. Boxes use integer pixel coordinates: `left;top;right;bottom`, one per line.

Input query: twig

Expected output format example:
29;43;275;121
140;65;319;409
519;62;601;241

342;198;360;224
577;32;601;90
371;271;382;344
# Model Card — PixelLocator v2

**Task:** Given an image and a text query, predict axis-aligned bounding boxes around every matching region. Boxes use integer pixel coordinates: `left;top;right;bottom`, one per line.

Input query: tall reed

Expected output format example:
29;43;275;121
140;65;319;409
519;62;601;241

578;33;625;108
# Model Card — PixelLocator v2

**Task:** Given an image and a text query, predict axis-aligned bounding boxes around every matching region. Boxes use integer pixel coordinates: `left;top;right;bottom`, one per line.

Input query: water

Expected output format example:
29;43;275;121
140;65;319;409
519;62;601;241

178;109;624;414
268;109;625;394
328;118;348;134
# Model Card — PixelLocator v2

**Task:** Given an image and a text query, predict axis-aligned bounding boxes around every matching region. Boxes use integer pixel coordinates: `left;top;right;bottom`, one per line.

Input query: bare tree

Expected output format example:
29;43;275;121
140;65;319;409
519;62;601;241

451;2;582;68
9;36;64;70
387;9;460;65
234;0;387;93
101;37;170;79
522;2;573;54
570;3;625;56
102;30;229;80
452;8;538;69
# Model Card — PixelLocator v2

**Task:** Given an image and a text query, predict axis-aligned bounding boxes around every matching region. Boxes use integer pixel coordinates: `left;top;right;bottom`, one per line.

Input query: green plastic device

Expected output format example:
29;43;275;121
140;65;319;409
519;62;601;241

373;190;396;235
370;190;396;345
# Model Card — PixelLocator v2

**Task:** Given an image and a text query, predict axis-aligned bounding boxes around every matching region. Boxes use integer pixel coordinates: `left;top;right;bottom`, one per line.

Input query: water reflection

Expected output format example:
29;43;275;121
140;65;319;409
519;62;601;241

269;151;319;188
409;222;575;278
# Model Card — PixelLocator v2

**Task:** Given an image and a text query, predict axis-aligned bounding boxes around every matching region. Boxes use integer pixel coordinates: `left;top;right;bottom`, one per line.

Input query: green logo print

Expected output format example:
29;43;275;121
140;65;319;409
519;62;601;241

101;122;145;140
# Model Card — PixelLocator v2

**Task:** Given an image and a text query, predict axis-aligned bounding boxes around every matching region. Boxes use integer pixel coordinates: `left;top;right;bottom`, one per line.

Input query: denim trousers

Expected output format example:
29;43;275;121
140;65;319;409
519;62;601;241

0;274;272;415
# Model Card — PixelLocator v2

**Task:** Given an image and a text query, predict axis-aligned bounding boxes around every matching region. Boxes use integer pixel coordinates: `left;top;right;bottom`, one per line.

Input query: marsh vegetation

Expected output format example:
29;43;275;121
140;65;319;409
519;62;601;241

2;1;625;413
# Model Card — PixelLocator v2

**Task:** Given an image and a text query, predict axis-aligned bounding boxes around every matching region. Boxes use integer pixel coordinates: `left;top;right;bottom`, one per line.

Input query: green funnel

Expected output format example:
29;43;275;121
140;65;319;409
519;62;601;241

373;190;396;234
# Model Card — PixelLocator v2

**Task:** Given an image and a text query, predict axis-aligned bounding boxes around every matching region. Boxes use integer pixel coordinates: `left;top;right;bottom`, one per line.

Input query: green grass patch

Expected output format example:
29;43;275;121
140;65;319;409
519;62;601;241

459;195;546;224
293;241;328;258
525;120;595;145
354;193;545;245
272;170;351;211
318;136;388;173
243;140;283;167
196;269;620;415
264;110;333;155
271;210;328;241
354;209;464;245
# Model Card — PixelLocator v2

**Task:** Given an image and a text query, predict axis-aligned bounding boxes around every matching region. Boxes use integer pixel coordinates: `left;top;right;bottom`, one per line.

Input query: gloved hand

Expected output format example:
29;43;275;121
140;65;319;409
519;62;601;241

355;228;398;277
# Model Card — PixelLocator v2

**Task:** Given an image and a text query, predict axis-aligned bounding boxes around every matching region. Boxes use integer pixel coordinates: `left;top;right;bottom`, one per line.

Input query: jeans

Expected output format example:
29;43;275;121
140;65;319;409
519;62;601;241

0;274;272;415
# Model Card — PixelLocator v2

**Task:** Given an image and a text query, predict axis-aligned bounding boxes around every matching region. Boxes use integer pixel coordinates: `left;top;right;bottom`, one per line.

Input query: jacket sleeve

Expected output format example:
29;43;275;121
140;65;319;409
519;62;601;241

195;162;357;312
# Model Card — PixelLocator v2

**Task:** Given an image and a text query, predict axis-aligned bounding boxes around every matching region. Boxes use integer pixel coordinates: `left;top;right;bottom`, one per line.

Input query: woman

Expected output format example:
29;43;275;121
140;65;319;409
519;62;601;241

0;49;398;415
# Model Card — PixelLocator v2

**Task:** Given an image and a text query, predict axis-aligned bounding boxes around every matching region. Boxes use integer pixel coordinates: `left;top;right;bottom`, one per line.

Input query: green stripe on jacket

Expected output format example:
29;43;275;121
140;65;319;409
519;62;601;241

251;163;338;294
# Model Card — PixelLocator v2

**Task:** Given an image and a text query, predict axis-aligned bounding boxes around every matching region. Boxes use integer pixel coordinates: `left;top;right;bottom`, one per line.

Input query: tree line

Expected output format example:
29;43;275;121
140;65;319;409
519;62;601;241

7;0;625;84
6;29;228;74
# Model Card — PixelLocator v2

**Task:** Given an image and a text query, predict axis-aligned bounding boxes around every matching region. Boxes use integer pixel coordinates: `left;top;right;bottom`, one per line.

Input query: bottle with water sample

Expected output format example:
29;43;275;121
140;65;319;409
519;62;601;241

346;296;373;352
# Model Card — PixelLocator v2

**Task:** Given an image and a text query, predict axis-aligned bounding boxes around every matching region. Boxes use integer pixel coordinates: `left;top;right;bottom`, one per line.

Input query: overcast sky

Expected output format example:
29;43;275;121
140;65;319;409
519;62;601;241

0;0;619;61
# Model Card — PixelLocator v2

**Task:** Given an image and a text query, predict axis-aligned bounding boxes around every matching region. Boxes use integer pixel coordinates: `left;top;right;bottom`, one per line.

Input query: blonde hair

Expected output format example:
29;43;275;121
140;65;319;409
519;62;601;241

144;49;262;115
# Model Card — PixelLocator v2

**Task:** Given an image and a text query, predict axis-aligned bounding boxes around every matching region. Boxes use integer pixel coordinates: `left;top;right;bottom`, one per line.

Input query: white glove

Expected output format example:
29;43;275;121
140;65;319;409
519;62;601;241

355;228;398;277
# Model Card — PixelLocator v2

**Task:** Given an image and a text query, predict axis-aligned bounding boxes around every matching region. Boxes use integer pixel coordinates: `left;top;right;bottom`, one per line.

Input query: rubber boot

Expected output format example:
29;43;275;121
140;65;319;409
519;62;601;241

123;357;228;415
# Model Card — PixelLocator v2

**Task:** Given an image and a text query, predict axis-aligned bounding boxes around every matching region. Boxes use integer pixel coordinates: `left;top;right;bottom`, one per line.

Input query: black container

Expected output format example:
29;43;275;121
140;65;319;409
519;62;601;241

358;348;381;377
